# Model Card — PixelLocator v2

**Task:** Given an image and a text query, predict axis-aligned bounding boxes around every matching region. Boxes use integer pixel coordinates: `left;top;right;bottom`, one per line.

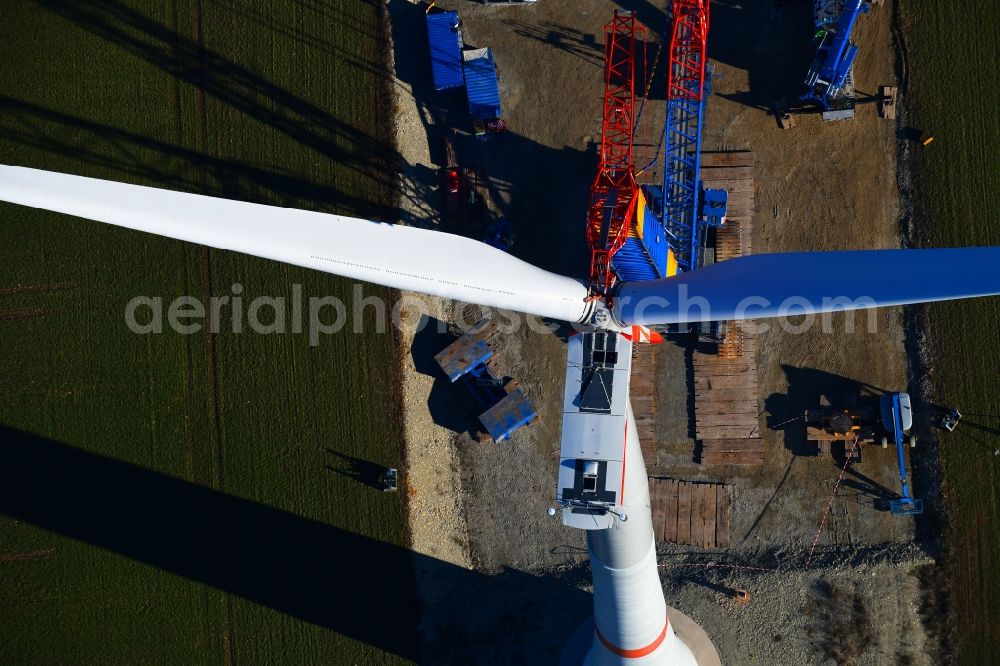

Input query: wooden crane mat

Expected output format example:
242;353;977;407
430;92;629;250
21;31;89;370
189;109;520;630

698;439;766;467
629;343;659;462
700;151;754;222
693;338;760;445
649;477;731;548
690;156;762;465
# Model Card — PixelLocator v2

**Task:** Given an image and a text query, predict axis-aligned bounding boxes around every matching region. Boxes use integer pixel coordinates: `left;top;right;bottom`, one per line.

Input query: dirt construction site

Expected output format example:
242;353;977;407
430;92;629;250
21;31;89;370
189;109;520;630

389;1;938;664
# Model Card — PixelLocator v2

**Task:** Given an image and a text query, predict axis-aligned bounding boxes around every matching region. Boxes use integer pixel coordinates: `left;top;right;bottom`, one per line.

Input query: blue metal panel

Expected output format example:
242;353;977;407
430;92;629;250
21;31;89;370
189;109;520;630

434;335;493;382
463;49;502;120
640;191;670;275
611;188;670;282
612;237;660;282
479;388;536;442
701;188;728;226
426;12;464;92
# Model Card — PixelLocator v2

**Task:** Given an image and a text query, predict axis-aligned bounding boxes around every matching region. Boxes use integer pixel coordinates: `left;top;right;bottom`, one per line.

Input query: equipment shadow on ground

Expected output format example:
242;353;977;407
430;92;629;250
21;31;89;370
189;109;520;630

411;314;482;437
709;0;817;111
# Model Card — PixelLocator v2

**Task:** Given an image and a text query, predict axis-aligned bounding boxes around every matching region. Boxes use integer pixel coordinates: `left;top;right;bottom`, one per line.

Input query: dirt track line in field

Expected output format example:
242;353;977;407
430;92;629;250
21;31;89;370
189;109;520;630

385;0;472;597
0;281;77;296
0;306;45;321
0;548;57;562
187;0;236;660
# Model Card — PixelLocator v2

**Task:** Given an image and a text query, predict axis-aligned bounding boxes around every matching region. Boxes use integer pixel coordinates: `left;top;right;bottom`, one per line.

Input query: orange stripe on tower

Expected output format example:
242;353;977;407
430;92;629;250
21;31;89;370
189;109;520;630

595;616;669;659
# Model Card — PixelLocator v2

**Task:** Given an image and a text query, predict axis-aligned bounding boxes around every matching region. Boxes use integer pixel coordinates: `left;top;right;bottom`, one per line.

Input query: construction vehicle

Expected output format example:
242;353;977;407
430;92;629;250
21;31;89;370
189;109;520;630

379;468;399;492
805;394;877;460
801;0;870;117
940;408;962;432
880;392;923;515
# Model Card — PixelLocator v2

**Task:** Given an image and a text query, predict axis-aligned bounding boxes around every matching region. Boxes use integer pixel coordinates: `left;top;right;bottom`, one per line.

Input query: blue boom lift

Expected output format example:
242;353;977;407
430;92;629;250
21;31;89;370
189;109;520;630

880;392;923;516
801;0;871;110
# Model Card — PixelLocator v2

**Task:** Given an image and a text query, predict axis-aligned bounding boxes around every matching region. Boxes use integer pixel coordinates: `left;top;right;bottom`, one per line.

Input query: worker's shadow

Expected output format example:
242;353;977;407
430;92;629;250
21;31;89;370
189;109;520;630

765;365;884;457
323;449;386;491
411;314;479;437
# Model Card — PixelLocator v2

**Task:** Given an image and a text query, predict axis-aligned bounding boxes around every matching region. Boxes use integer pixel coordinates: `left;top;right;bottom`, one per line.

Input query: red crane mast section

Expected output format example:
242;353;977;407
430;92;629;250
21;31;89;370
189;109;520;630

667;0;710;103
586;11;645;297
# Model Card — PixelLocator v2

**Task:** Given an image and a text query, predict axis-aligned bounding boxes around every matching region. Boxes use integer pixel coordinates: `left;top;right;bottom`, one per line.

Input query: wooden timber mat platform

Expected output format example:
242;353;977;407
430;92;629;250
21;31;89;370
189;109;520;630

648;477;731;548
700;150;754;222
630;343;658;462
693;151;763;467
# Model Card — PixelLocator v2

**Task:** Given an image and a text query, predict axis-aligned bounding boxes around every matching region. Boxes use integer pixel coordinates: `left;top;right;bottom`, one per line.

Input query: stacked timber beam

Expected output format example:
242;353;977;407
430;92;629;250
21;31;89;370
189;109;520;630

649;477;731;548
694;151;764;466
630;343;658;461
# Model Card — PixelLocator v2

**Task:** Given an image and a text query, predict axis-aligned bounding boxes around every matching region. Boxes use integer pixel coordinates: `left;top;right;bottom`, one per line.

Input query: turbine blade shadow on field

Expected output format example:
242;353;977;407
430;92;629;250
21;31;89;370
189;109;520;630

0;425;591;661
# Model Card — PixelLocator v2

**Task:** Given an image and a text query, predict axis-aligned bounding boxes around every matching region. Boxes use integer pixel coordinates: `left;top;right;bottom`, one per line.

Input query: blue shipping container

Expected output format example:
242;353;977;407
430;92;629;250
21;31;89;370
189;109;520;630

426;12;464;91
462;48;502;120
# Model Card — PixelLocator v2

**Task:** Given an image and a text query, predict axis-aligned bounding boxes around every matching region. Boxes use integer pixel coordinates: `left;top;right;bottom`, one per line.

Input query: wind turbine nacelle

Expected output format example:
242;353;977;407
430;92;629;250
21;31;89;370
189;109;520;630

557;329;633;530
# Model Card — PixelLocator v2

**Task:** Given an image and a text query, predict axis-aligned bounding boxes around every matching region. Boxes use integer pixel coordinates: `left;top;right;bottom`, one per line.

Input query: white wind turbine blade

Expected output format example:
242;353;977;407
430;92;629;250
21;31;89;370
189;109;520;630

613;248;1000;326
0;166;590;323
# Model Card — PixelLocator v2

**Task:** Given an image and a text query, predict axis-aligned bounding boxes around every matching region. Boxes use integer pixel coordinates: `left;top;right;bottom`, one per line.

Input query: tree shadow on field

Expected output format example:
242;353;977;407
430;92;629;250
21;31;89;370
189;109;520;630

0;97;388;219
507;20;605;67
0;425;591;662
32;0;400;220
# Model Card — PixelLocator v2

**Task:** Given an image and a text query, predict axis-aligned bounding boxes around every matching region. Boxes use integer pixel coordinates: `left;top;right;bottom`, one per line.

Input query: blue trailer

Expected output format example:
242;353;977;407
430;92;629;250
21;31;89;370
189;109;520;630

426;11;464;92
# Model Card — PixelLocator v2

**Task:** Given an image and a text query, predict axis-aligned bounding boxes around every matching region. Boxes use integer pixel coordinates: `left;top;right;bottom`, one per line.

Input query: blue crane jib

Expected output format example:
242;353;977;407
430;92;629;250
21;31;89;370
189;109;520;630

661;70;727;274
801;0;870;109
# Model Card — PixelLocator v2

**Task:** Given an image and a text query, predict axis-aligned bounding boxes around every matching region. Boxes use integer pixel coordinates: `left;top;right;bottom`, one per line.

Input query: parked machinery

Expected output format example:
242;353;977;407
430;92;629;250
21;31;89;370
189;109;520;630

800;0;870;118
805;394;877;460
881;392;923;515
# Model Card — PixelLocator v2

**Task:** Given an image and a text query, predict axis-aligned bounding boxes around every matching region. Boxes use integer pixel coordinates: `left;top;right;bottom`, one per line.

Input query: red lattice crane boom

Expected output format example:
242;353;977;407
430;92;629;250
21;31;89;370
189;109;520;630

586;11;644;297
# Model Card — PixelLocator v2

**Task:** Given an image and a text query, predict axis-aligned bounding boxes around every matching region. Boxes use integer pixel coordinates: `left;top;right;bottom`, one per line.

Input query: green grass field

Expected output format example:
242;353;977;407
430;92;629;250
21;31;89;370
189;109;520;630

0;2;417;663
903;2;1000;663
